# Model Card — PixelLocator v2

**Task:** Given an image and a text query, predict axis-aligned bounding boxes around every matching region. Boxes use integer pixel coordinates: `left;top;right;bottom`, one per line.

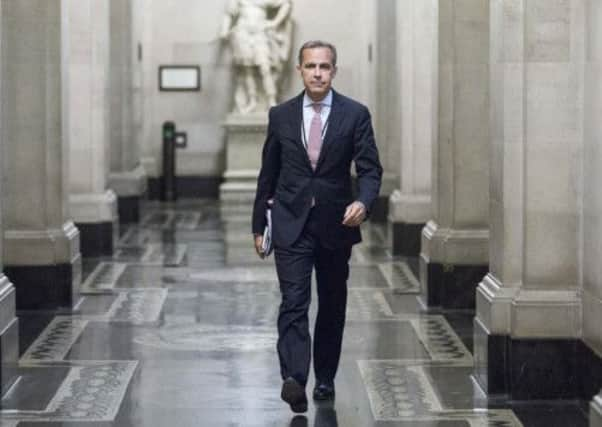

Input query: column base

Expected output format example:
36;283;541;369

70;190;118;256
387;190;430;255
147;176;222;201
117;195;141;224
4;257;82;311
0;275;19;394
177;176;221;199
419;255;488;309
389;221;424;256
474;318;602;400
75;222;114;257
592;393;602;427
0;318;19;394
147;177;161;201
108;166;147;221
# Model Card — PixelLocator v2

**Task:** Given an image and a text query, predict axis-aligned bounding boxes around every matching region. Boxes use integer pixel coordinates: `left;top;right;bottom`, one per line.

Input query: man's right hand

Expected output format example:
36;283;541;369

254;234;265;259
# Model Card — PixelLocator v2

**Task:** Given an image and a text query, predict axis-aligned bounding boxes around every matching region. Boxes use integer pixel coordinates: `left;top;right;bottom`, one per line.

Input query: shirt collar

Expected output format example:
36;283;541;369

303;89;333;108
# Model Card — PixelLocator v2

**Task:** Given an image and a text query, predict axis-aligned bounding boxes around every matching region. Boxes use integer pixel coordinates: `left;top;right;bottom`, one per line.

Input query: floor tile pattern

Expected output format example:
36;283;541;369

21;318;88;363
0;200;588;426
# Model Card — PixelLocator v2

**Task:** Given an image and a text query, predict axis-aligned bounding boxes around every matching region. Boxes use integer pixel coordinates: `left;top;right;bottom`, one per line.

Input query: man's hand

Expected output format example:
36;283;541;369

342;201;366;227
254;234;265;259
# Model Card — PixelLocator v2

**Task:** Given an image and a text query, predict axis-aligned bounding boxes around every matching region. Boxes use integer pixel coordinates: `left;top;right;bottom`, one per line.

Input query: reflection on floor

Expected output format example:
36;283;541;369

2;200;589;426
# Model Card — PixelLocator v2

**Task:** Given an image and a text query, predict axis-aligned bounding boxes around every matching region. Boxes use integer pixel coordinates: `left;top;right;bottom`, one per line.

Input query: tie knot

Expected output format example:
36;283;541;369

312;103;323;113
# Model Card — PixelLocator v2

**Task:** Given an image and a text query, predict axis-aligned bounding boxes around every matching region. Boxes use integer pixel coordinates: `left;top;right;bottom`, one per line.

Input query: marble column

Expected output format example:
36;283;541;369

108;0;147;224
373;0;400;222
0;0;20;395
420;0;490;309
66;0;118;257
584;0;602;414
139;0;158;199
1;0;81;310
388;0;435;256
475;0;585;399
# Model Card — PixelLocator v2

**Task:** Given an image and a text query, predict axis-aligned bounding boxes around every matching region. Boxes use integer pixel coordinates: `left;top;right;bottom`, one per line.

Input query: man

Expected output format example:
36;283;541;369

252;40;382;413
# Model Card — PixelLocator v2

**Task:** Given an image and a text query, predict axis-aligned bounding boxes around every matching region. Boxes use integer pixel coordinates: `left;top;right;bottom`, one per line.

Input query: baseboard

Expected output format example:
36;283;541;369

117;195;141;224
75;221;114;257
389;221;424;256
420;256;488;309
147;175;222;200
4;261;81;310
474;318;602;400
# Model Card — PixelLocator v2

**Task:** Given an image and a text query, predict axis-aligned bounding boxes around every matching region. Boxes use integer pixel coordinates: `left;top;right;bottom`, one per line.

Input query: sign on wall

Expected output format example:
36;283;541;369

158;66;201;91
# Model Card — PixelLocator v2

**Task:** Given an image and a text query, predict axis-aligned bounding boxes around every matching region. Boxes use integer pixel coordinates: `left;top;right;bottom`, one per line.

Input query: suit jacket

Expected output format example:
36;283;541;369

252;90;383;249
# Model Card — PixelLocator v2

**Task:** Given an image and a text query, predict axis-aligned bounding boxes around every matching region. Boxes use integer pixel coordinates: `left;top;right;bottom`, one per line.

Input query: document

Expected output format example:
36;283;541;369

261;208;273;256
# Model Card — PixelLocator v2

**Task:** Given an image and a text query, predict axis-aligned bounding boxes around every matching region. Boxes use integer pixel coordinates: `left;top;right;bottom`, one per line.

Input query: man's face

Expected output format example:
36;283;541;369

297;47;337;101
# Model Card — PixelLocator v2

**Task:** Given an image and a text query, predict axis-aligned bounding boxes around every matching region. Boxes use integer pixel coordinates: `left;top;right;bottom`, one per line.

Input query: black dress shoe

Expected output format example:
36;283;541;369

281;377;308;413
312;383;335;401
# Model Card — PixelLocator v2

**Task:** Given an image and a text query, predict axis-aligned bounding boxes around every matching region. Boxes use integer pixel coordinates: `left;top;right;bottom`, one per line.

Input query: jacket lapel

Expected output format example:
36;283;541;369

315;90;344;171
287;92;304;144
288;92;315;171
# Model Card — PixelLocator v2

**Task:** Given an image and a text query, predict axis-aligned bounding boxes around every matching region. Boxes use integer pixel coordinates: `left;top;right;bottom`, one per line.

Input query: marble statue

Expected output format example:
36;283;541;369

220;0;293;114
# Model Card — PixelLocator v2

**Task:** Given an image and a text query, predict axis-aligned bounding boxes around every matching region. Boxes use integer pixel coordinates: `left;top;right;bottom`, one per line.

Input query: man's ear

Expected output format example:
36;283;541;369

296;64;302;72
332;66;338;78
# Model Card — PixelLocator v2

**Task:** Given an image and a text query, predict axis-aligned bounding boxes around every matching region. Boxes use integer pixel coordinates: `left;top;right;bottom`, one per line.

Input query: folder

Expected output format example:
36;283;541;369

261;207;273;256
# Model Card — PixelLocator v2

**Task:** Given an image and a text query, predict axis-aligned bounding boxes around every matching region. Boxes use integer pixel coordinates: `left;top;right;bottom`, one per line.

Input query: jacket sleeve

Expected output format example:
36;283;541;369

252;108;281;235
353;106;383;215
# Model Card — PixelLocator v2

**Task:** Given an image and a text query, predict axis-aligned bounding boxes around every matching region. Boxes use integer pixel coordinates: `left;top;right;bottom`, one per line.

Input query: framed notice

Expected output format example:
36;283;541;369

158;65;201;91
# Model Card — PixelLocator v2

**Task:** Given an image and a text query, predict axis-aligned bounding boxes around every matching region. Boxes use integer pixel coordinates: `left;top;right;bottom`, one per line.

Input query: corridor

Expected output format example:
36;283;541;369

0;201;588;427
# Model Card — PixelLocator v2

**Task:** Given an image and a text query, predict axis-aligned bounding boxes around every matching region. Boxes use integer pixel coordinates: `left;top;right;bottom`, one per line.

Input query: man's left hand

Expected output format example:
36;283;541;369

342;201;366;227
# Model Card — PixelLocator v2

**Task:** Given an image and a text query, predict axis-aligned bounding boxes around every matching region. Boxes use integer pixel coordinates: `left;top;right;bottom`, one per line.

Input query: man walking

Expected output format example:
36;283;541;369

252;40;382;413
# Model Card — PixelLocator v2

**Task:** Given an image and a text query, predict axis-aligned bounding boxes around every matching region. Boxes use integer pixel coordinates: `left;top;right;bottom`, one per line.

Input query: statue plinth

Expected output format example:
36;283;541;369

219;112;268;203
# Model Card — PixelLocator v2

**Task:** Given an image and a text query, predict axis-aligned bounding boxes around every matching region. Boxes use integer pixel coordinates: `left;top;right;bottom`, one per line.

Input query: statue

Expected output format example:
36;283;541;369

220;0;293;115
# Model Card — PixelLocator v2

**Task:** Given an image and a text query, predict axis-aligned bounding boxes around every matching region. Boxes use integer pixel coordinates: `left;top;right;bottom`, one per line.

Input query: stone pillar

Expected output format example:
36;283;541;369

139;0;158;198
388;0;435;256
475;0;585;399
66;0;118;257
420;0;490;309
131;0;145;197
0;0;20;395
108;0;146;224
584;0;602;411
1;0;81;310
372;0;400;222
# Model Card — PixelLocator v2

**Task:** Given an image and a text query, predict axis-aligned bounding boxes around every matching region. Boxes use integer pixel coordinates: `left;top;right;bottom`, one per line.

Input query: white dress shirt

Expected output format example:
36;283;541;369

301;90;333;148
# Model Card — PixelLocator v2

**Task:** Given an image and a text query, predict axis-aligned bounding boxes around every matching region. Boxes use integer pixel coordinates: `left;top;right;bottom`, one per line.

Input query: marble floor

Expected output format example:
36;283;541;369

2;200;589;426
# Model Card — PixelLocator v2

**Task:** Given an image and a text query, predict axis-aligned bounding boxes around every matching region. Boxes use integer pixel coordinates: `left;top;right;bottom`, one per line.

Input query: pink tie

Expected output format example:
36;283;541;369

307;103;323;170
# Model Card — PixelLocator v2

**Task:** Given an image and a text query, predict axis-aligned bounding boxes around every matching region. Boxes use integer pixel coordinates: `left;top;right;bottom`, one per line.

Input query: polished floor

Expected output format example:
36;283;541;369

1;200;589;426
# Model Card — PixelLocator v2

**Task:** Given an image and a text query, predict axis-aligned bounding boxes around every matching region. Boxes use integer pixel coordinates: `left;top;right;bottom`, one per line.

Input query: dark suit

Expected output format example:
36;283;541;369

252;89;382;387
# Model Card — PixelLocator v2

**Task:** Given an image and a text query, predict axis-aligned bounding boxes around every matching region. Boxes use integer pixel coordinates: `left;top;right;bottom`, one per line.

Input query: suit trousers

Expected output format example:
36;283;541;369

273;207;352;386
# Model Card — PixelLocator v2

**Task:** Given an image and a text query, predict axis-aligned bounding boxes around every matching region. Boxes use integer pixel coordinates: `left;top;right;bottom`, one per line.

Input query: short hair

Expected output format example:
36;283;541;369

297;40;338;67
